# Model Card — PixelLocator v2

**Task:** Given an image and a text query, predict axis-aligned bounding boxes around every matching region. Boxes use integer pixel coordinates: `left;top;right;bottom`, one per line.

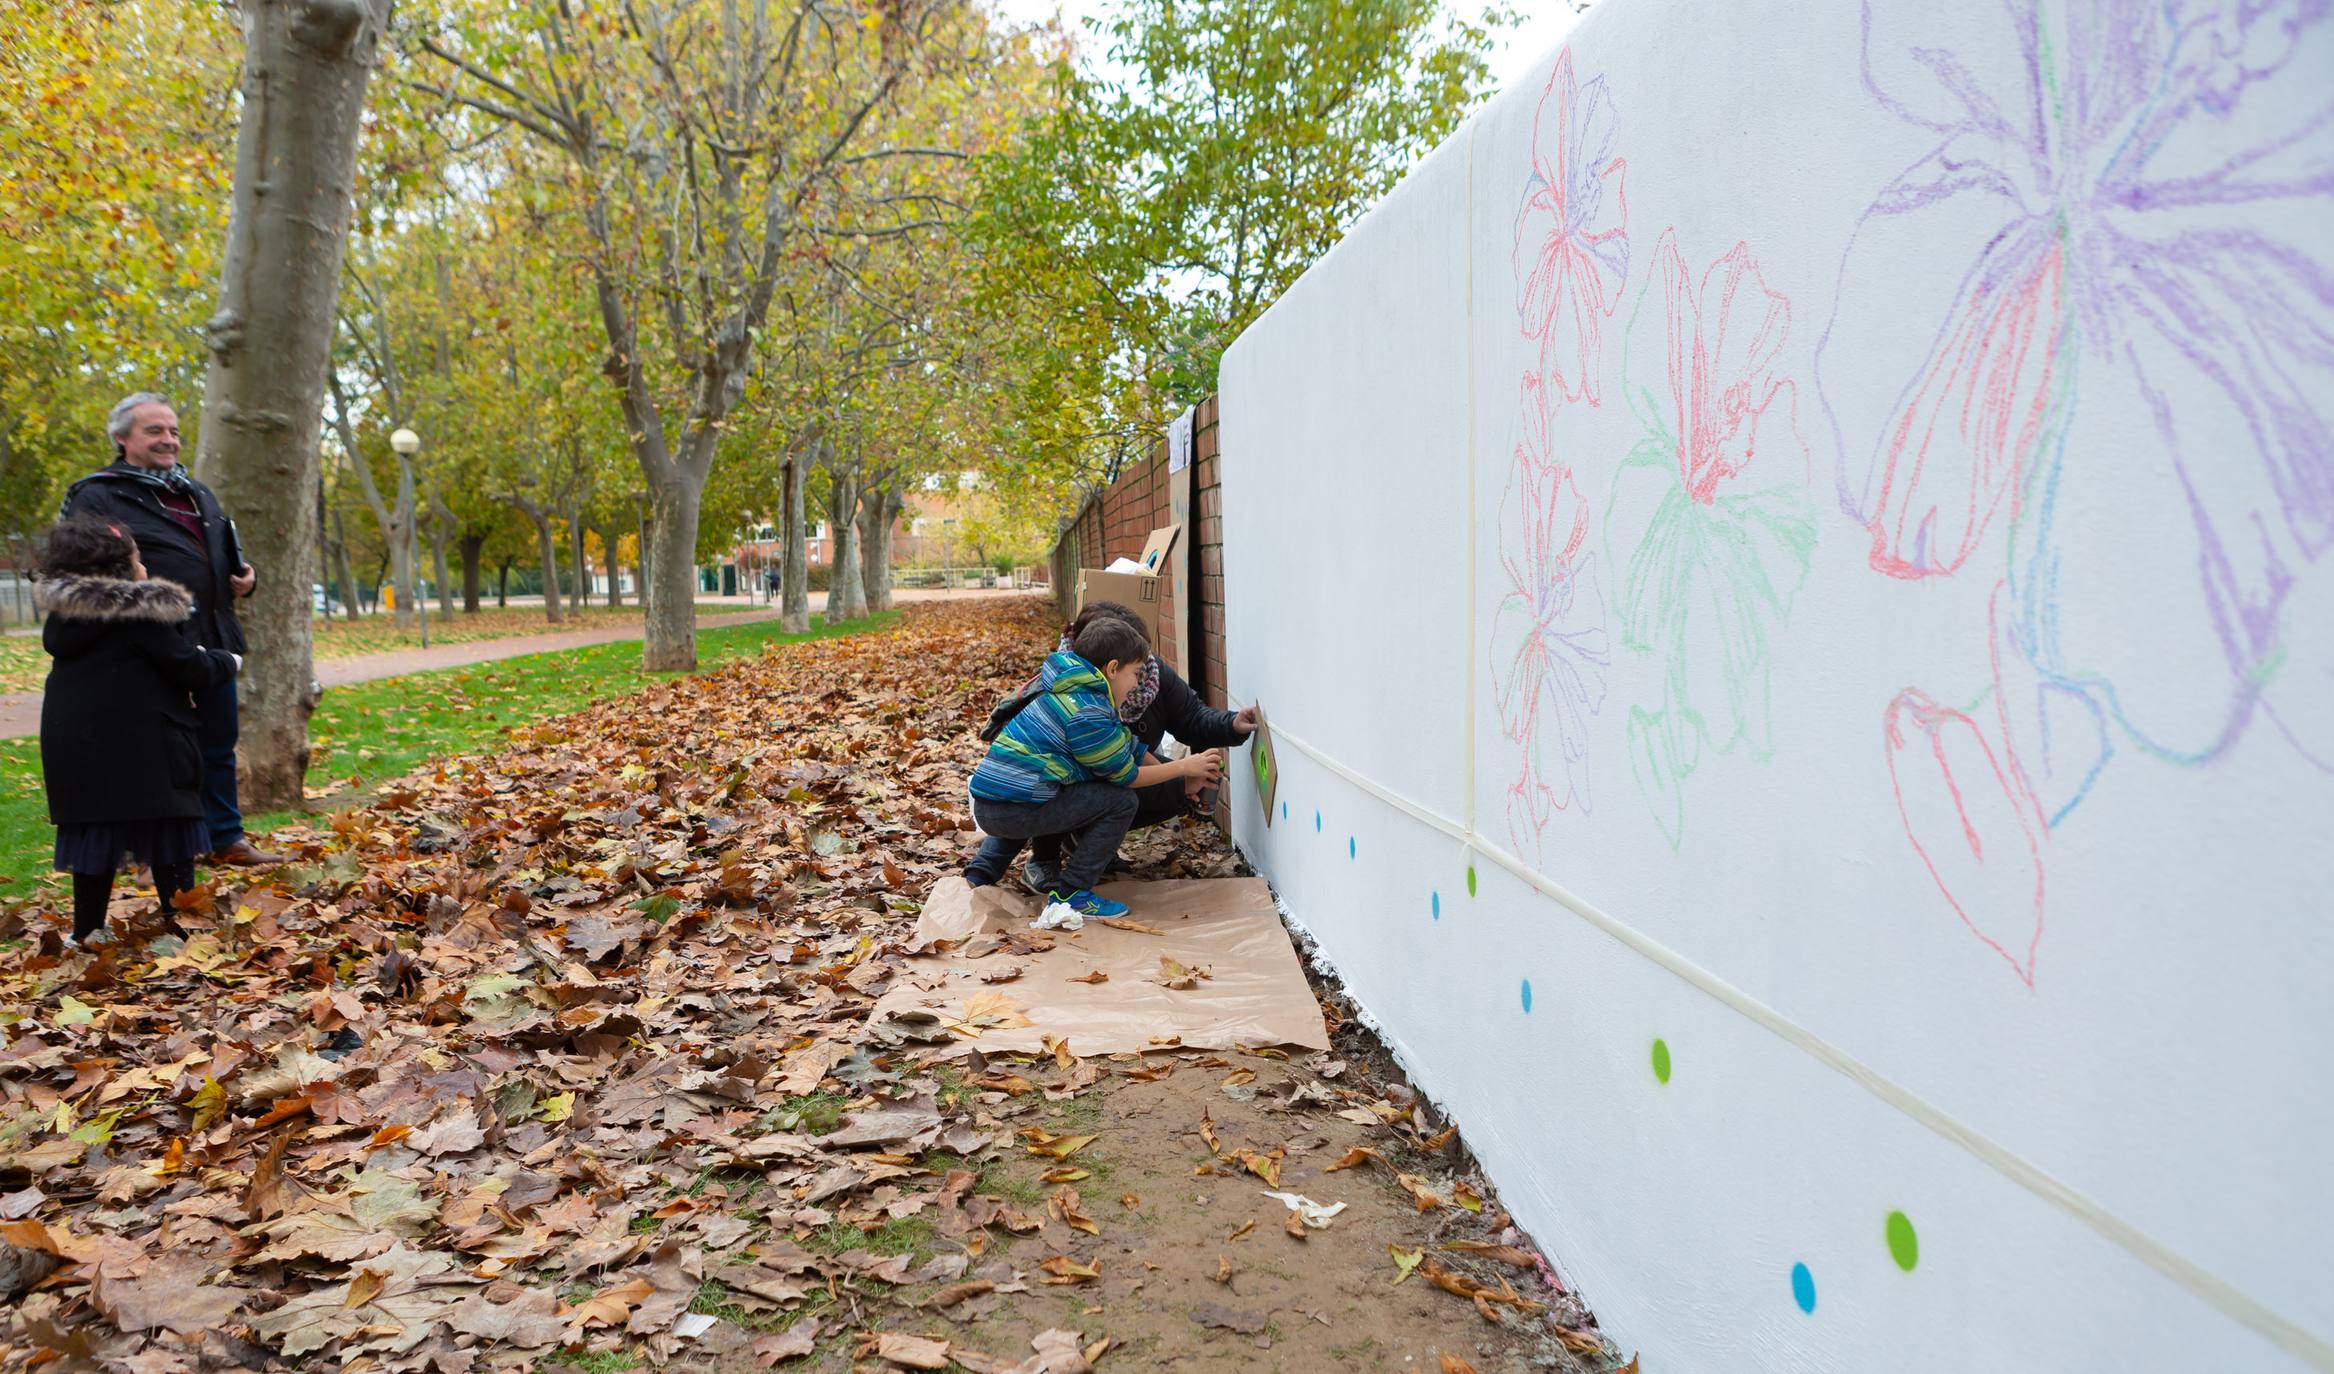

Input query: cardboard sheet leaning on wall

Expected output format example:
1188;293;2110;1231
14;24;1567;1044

865;877;1328;1055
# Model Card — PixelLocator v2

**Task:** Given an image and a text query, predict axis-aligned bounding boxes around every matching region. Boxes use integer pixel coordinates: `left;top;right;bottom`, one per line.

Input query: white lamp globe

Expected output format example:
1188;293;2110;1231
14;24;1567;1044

390;427;421;456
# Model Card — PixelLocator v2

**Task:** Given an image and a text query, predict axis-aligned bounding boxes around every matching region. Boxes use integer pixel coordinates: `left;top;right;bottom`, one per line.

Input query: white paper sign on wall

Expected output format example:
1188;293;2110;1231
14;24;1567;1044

1166;406;1195;473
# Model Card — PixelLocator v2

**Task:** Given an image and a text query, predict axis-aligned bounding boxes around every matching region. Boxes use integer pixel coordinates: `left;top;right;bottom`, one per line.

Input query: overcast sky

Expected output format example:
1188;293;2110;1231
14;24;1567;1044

982;1;1585;94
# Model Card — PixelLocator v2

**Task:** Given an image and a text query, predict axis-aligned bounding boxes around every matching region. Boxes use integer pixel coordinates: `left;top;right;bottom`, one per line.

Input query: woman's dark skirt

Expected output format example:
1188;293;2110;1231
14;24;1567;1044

53;818;210;876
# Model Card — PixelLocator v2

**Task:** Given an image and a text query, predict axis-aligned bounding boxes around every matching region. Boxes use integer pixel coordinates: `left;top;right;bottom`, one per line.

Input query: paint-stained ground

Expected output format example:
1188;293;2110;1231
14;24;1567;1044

0;598;1619;1372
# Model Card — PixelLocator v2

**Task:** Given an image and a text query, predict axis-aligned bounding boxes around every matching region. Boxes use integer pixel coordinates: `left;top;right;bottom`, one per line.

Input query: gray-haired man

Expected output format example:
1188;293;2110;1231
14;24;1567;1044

58;393;280;865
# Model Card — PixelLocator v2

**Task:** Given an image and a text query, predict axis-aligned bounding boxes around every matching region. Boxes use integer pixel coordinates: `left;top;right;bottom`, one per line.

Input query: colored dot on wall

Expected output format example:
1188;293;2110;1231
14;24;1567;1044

1520;979;1533;1013
1885;1211;1919;1271
1791;1262;1816;1314
1466;865;1478;897
1281;801;1288;821
1431;891;1441;921
1348;836;1356;859
1651;1038;1672;1084
1314;810;1322;833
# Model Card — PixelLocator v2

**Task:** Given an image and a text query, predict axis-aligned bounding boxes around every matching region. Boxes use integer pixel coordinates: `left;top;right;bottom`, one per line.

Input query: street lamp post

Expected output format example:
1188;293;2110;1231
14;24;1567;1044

390;427;428;649
942;518;957;591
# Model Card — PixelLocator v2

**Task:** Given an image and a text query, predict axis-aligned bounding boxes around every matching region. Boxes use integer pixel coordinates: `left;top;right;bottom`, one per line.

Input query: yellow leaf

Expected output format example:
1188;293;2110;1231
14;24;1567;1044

55;995;97;1027
1390;1243;1424;1285
1018;1127;1097;1160
540;1092;575;1122
189;1076;227;1133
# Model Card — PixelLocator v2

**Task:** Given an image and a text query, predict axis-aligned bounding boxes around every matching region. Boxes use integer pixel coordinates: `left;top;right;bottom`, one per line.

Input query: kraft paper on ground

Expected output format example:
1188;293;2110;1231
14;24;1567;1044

867;876;1328;1054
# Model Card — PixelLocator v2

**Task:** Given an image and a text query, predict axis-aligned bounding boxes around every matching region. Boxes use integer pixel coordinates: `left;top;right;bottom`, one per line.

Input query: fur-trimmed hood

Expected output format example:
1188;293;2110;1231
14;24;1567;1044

33;574;195;623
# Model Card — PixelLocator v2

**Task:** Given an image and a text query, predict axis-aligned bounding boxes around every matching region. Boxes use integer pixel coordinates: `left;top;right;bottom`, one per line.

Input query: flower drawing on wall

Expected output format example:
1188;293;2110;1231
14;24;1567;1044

1513;47;1630;408
1492;376;1610;854
1608;229;1817;850
1820;0;2334;981
1492;47;1626;862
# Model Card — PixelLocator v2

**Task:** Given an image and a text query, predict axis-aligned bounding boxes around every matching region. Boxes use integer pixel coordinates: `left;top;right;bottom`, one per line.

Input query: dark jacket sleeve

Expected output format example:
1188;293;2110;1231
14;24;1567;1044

1142;663;1245;751
134;623;237;693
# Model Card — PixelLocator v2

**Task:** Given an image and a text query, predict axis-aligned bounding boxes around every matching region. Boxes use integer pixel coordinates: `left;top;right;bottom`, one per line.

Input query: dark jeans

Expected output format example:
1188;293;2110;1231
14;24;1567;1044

969;783;1140;892
194;674;241;850
1027;781;1189;867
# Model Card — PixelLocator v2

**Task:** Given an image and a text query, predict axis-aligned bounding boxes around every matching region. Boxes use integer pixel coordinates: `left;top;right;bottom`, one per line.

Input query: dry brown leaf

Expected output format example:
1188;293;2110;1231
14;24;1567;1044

1440;1355;1480;1373
1067;969;1108;985
242;1128;293;1220
342;1267;387;1310
873;1332;952;1368
1441;1241;1537;1269
1225;1219;1256;1242
753;1319;820;1365
90;1253;244;1335
1047;1186;1100;1236
1093;917;1162;934
1213;1254;1232;1284
561;1275;654;1332
1396;1172;1446;1212
1036;1254;1100;1285
923;1279;995;1309
1326;1145;1385;1173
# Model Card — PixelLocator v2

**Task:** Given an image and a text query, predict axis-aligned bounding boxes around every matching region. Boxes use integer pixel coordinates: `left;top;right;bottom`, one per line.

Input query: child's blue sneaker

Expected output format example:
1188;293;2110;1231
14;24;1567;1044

1046;888;1128;918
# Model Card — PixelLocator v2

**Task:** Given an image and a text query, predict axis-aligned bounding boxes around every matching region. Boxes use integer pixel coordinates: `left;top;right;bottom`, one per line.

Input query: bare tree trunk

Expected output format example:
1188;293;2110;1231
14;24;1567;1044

568;512;588;606
857;484;897;613
781;455;810;633
599;523;621;606
641;473;703;667
458;533;483;613
223;255;361;739
496;557;511;608
330;508;361;622
429;494;454;614
825;467;865;625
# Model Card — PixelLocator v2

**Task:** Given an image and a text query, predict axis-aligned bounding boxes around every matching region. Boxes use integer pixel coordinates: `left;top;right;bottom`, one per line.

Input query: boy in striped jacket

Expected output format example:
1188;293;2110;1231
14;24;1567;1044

966;615;1222;921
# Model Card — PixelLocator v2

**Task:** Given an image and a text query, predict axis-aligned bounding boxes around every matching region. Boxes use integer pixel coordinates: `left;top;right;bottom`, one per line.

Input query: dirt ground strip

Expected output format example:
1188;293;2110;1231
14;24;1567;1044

0;599;1626;1373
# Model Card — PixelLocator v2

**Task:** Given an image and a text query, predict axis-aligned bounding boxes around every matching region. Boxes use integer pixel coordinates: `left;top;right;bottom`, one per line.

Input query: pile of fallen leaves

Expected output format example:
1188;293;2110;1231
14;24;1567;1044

0;598;1166;1372
0;596;1617;1374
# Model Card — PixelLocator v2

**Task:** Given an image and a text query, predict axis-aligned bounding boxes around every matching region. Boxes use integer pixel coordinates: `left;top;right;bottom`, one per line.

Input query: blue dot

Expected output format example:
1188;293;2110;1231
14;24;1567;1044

1791;1263;1816;1314
1281;801;1288;821
1431;891;1440;921
1348;836;1356;859
1314;810;1321;833
1520;979;1533;1013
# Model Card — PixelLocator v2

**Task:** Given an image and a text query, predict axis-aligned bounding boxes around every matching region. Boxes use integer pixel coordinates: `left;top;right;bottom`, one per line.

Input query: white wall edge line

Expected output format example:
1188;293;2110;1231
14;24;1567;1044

1462;120;1479;838
1243;708;2334;1369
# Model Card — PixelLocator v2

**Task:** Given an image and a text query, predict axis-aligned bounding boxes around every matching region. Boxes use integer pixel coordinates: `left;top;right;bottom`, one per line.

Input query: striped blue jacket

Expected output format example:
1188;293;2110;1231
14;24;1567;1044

968;651;1141;803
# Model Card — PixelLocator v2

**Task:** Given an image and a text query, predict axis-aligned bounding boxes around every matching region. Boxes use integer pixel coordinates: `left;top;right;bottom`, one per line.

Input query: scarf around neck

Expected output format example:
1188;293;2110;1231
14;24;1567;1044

1058;631;1160;723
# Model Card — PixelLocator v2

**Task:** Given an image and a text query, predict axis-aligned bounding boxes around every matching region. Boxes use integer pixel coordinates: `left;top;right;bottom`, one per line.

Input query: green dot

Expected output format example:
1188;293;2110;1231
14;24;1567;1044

1886;1211;1919;1271
1466;865;1477;897
1651;1039;1671;1084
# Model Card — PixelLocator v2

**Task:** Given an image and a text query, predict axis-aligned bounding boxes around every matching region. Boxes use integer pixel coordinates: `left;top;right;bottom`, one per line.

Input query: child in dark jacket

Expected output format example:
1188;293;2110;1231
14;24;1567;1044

34;517;241;947
967;616;1221;920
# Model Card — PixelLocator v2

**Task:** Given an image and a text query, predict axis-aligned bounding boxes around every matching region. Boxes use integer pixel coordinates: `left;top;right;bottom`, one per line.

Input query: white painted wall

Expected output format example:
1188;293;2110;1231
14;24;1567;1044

1219;2;2334;1368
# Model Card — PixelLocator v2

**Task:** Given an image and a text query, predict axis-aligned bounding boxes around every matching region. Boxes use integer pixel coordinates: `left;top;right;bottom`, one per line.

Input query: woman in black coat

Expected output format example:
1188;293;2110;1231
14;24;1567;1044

35;517;240;947
985;600;1257;893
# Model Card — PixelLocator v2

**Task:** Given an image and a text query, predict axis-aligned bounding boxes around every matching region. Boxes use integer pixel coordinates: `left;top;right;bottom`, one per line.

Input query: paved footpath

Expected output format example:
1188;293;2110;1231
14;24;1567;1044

0;587;1033;740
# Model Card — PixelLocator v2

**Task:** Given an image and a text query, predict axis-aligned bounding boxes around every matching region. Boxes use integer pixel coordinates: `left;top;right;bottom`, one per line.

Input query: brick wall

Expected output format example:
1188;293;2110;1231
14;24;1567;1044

1047;395;1226;711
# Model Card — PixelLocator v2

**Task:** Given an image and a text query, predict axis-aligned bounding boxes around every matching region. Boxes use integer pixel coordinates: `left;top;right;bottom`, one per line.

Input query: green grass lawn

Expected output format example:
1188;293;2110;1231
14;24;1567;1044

0;610;896;902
